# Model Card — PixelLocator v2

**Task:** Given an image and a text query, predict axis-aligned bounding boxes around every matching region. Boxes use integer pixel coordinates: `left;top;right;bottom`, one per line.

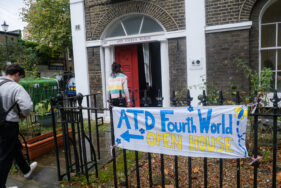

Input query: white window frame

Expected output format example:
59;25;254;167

260;22;280;89
259;0;280;90
102;14;165;39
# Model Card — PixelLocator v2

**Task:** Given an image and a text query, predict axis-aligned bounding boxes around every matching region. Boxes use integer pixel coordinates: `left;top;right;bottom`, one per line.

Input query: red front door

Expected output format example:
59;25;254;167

115;45;140;106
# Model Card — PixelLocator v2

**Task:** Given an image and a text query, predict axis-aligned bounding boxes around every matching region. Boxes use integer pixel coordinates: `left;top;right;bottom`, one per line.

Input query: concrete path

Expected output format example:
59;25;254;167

7;130;112;188
6;147;71;188
7;166;65;188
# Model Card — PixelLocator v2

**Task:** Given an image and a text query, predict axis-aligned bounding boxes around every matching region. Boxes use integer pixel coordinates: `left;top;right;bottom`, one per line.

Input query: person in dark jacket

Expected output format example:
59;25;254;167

0;64;37;188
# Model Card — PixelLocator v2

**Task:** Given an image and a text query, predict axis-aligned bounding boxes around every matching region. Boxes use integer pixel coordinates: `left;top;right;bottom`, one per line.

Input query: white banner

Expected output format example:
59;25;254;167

113;105;248;158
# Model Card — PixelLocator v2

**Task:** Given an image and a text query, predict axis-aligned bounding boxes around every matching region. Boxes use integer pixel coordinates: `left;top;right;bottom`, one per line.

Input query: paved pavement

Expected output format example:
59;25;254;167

7;131;112;188
7;166;64;188
6;147;70;188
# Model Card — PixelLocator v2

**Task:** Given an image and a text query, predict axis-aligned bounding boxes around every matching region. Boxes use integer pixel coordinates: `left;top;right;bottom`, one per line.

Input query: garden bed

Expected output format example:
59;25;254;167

22;128;72;160
61;135;281;187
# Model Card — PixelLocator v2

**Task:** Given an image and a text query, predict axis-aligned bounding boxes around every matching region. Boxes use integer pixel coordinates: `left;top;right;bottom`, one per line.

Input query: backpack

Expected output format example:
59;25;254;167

0;80;17;125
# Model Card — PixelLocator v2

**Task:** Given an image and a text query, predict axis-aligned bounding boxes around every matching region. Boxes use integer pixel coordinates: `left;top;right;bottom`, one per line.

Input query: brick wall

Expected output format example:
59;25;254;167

85;0;185;40
206;0;257;26
0;33;19;44
168;38;187;98
206;30;250;96
85;0;260;33
87;47;104;108
206;0;271;97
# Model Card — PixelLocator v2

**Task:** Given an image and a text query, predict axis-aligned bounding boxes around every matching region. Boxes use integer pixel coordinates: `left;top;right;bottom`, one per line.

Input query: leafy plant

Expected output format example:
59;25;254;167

233;58;273;104
263;149;271;162
9;164;19;175
22;0;72;58
0;38;39;76
198;82;221;105
172;87;188;106
34;99;52;116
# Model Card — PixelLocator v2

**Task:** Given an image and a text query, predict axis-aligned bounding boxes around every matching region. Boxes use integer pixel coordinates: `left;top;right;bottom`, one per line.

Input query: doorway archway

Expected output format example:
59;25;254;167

101;14;170;107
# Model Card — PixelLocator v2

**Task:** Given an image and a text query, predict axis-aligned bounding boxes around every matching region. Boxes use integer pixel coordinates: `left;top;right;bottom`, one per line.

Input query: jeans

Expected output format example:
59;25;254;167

0;122;30;188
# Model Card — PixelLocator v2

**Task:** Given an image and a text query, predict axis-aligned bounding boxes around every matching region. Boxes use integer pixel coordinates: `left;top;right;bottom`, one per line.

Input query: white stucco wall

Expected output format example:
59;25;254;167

185;0;207;106
70;0;90;105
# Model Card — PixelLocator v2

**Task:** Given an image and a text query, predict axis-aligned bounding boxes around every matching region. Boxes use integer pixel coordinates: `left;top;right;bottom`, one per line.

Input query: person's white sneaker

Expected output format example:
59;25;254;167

23;161;37;178
7;186;18;188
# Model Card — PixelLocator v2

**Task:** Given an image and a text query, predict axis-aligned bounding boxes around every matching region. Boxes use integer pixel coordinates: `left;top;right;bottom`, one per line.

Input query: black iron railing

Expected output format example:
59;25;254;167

108;89;280;188
51;89;281;187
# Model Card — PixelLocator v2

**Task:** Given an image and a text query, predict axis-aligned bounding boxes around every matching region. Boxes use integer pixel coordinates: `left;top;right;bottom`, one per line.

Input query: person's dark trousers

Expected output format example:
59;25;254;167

0;122;30;188
111;98;127;107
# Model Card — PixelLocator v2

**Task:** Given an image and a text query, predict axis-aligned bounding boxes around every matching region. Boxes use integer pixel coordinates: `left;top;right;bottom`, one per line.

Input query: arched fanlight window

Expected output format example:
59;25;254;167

104;14;164;38
260;0;281;90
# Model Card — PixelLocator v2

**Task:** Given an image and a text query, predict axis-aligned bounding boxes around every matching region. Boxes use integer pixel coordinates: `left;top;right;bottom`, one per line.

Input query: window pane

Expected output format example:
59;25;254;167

271;72;277;90
262;0;281;23
122;16;142;35
278;24;281;47
261;50;276;70
278;50;281;70
261;24;276;48
141;16;163;34
105;21;125;38
277;72;281;91
261;71;275;91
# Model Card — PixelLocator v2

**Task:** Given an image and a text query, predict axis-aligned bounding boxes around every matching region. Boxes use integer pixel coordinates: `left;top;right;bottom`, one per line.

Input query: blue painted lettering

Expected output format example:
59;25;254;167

226;114;232;134
117;109;131;129
160;110;174;132
211;123;217;134
145;111;155;130
126;109;144;130
187;117;197;133
198;109;212;133
175;122;183;133
167;122;175;132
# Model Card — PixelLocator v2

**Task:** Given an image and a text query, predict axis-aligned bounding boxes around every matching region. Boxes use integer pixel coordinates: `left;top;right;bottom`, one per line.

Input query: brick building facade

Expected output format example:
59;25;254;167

70;0;279;107
85;0;185;40
0;31;20;44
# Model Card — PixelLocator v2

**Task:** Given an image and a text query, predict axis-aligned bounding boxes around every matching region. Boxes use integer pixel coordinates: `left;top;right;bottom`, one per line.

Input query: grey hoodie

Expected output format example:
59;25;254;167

0;77;33;122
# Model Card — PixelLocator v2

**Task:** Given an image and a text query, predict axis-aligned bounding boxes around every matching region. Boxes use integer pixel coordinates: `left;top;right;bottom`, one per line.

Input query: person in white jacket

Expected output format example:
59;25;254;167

0;64;37;188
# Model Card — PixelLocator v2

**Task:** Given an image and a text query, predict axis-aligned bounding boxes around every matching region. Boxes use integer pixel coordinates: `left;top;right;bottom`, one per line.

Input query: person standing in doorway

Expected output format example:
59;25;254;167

108;62;130;107
0;64;37;188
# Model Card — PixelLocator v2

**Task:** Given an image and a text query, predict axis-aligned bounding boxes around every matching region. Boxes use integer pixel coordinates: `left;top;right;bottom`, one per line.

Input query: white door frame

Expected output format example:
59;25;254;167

101;38;171;107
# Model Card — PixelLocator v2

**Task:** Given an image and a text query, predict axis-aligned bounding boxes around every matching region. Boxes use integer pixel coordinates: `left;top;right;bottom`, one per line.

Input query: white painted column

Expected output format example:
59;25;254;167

185;0;207;106
70;0;89;106
100;47;106;108
104;47;113;103
160;40;170;107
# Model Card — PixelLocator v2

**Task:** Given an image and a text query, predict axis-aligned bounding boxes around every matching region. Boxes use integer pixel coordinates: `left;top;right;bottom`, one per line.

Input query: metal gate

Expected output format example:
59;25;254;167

50;93;104;182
